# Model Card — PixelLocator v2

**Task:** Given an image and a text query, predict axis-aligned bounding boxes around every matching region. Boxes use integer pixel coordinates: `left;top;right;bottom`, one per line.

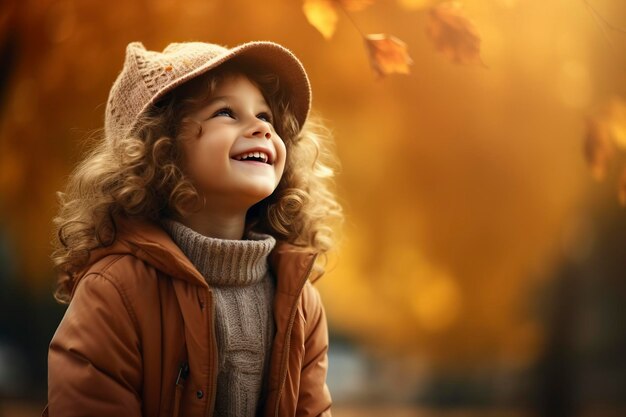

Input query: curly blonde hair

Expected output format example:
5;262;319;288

52;61;343;303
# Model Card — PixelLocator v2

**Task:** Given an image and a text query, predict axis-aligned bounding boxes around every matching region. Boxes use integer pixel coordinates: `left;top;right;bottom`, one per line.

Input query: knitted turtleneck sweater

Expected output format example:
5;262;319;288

161;220;277;417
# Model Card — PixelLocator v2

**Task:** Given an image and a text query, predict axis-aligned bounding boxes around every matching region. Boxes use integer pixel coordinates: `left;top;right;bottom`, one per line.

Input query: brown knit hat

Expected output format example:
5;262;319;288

105;41;311;140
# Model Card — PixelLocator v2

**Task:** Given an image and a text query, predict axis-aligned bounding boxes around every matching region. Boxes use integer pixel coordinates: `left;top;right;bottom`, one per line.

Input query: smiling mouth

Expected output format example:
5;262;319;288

232;151;271;165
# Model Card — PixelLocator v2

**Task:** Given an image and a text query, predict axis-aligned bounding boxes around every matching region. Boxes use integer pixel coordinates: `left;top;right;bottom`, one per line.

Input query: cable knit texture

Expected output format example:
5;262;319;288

161;219;276;417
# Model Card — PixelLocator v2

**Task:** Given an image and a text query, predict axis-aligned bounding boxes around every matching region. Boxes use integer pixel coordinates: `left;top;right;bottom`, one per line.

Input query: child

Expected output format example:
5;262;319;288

45;41;342;417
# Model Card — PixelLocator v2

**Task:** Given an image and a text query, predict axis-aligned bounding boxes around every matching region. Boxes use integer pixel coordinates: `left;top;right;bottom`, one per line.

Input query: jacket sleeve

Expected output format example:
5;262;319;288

47;272;143;417
297;283;332;417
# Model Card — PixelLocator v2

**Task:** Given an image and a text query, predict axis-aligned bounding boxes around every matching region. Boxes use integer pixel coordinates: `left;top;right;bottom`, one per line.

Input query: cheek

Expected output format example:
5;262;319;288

275;141;288;178
182;134;227;172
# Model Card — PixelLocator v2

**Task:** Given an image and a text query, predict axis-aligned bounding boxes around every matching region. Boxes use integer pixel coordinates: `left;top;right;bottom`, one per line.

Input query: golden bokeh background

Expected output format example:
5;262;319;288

1;0;625;415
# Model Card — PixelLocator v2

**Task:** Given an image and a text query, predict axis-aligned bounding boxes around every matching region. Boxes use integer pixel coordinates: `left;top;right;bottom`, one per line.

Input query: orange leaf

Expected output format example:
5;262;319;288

619;165;626;206
339;0;375;11
584;118;615;181
303;0;338;39
364;34;413;77
426;2;483;65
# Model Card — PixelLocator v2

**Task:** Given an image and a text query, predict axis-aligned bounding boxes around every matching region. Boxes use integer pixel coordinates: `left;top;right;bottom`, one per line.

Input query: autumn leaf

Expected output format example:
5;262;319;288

303;0;338;39
364;34;413;77
584;118;615;181
426;1;483;65
303;0;375;39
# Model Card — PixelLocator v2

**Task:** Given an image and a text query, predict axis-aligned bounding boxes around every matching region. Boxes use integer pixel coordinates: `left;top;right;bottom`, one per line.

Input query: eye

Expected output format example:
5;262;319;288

213;107;235;118
257;112;273;124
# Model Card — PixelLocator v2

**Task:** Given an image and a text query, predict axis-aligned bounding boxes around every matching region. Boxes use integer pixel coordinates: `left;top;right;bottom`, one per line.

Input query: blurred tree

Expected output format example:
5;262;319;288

0;1;625;408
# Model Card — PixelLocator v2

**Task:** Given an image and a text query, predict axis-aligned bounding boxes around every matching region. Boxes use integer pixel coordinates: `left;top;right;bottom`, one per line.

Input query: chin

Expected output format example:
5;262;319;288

243;184;277;205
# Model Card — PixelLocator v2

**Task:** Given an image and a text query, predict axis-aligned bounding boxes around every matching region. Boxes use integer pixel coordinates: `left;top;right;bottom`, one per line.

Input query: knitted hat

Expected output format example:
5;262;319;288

105;41;311;140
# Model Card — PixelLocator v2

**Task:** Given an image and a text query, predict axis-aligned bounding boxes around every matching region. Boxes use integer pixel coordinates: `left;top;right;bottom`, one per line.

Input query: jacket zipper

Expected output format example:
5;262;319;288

274;254;318;417
173;361;189;417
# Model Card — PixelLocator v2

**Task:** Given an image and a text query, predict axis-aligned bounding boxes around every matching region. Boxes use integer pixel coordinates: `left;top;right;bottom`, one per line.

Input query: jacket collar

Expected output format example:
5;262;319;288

78;215;320;294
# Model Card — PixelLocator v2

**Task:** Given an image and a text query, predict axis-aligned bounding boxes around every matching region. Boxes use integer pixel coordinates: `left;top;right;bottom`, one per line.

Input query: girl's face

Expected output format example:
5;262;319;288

181;74;286;212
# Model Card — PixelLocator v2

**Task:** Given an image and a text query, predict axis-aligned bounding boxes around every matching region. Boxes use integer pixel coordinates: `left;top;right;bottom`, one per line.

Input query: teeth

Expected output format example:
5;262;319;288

234;151;269;163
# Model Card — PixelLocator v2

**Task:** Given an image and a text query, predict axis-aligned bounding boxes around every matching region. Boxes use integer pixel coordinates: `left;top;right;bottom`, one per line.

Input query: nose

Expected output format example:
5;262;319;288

246;118;272;140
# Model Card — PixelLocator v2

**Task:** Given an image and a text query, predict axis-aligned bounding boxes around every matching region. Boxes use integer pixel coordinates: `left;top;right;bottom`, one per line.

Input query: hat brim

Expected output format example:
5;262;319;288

134;41;311;134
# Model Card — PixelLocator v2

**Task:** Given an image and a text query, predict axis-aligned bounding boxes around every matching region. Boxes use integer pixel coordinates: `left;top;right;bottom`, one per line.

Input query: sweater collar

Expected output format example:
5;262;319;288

160;219;276;287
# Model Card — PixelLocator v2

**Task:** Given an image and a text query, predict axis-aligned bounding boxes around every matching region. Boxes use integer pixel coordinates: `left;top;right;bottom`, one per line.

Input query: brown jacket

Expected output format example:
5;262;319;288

45;216;332;417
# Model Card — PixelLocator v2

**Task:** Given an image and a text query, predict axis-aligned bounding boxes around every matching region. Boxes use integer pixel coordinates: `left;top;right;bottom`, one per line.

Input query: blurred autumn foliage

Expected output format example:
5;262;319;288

585;97;626;204
303;0;483;76
1;0;626;410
